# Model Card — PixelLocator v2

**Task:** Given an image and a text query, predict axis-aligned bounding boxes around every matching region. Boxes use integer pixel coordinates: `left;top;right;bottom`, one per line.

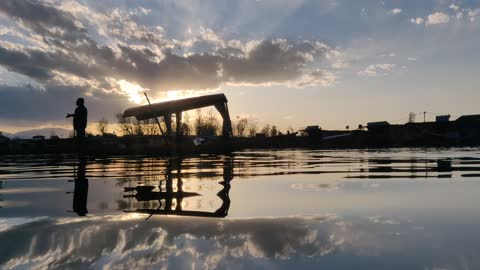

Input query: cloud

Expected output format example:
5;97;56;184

410;17;425;25
358;64;396;77
411;13;449;26
0;0;338;106
425;12;450;25
467;8;480;22
412;3;480;26
368;216;401;225
0;83;128;123
449;3;460;12
388;8;402;15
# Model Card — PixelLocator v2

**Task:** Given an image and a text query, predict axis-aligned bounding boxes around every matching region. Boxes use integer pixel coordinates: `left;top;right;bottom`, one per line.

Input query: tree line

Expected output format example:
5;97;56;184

96;109;290;138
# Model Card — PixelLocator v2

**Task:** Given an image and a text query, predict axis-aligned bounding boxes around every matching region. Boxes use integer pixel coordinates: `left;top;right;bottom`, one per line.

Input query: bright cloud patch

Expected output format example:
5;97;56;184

388;8;402;15
117;80;148;104
358;64;396;77
426;12;450;25
410;17;425;25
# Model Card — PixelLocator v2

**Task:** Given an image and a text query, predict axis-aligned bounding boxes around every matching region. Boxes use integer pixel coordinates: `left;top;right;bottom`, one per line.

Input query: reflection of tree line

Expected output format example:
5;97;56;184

71;156;234;218
350;158;480;179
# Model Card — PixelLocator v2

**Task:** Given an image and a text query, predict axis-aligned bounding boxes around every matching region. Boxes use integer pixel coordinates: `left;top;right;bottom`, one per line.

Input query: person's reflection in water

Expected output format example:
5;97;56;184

73;158;88;216
0;180;3;208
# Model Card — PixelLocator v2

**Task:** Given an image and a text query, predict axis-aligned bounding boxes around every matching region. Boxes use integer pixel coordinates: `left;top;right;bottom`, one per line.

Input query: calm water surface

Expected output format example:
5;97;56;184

1;148;480;269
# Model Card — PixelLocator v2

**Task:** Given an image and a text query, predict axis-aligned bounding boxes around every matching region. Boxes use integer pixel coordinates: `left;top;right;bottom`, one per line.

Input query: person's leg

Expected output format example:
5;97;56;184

76;129;86;156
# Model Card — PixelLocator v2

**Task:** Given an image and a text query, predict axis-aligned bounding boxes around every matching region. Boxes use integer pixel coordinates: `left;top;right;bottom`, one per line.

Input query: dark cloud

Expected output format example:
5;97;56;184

0;0;90;44
0;0;332;92
0;84;128;122
221;41;310;84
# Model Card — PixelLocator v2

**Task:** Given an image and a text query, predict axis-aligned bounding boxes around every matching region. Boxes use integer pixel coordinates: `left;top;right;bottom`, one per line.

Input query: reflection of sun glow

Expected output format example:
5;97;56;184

117;80;148;104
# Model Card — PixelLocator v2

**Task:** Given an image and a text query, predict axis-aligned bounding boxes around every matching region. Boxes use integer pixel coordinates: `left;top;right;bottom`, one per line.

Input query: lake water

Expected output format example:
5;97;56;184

1;148;480;269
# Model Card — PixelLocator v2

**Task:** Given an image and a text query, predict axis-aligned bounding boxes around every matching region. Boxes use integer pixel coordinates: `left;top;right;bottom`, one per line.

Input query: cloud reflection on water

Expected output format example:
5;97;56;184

0;215;340;270
2;149;480;269
0;214;479;270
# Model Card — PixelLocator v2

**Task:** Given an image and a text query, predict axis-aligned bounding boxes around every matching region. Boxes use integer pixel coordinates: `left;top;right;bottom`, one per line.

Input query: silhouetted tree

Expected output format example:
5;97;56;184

234;117;249;137
181;112;192;136
97;118;109;135
271;125;278;136
116;113;135;136
142;119;160;135
133;120;144;135
195;109;220;136
261;124;271;137
248;123;257;137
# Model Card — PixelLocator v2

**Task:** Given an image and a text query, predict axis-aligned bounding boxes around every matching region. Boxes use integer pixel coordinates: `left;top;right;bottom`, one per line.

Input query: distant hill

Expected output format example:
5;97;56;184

8;128;72;139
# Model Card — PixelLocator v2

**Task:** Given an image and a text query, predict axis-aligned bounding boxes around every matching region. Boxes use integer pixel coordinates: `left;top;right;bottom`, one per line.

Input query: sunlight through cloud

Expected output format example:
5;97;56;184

117;80;148;104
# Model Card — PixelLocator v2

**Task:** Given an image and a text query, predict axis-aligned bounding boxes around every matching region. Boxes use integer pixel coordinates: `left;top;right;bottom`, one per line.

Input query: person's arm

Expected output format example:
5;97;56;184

66;113;74;118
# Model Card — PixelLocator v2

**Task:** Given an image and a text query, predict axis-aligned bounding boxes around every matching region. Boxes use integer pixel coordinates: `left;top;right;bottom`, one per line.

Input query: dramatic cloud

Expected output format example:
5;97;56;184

0;0;337;99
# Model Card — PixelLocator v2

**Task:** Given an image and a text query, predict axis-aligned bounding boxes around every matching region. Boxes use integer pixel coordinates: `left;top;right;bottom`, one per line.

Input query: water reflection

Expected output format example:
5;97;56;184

72;158;88;216
123;157;232;218
2;149;480;269
1;214;480;270
2;148;480;218
0;180;3;209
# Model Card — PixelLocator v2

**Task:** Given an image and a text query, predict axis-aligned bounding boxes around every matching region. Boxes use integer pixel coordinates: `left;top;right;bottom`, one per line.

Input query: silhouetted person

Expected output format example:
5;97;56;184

66;98;88;145
73;158;88;216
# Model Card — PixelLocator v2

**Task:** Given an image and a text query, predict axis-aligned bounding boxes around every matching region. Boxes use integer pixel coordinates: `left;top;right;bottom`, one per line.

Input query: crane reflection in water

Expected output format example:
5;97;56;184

122;157;233;219
71;156;234;218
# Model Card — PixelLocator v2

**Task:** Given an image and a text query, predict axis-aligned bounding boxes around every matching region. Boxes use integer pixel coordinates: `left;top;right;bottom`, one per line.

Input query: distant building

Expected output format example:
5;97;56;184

436;115;450;123
301;125;322;137
367;121;391;133
32;135;45;141
455;114;480;125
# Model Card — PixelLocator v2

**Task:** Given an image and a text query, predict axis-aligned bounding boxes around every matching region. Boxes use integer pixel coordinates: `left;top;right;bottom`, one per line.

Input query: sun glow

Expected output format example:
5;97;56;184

152;89;218;103
117;80;148;104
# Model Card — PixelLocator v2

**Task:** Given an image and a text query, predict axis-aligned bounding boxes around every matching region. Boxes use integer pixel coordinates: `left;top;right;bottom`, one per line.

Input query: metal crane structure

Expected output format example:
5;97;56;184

122;93;233;138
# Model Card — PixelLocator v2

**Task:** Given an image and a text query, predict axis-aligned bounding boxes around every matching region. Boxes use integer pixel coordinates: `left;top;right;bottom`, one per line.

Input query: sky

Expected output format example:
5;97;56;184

0;0;479;133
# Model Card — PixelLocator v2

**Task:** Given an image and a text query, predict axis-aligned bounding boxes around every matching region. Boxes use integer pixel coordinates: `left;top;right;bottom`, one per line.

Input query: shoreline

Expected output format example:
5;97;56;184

1;133;480;157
